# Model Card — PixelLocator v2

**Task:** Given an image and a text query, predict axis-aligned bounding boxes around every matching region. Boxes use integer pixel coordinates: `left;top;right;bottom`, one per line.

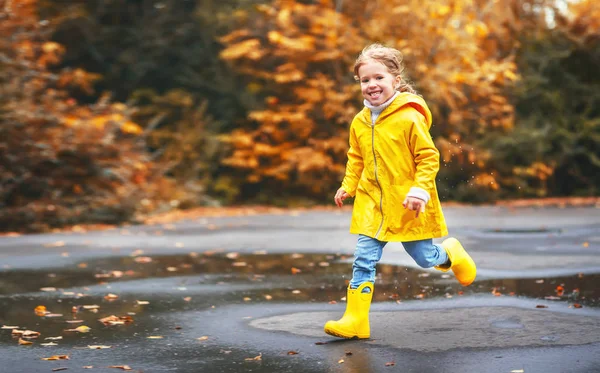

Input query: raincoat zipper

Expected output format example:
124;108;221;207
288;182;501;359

371;119;384;238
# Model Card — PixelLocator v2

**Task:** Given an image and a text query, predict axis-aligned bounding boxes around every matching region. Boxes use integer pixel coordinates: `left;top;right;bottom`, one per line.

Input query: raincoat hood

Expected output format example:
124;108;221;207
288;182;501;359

358;92;433;130
341;92;447;242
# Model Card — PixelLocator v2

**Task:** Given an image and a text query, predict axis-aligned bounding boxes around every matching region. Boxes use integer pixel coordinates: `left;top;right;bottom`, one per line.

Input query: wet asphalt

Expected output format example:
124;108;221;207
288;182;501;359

0;205;599;372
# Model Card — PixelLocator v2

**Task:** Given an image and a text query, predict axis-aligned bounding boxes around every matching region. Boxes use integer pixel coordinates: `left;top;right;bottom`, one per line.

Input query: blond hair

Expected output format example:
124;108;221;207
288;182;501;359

353;43;417;94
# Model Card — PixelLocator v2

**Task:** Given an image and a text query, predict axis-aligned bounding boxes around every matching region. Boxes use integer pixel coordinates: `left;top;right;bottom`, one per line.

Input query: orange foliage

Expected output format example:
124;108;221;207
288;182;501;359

218;0;524;197
0;0;153;231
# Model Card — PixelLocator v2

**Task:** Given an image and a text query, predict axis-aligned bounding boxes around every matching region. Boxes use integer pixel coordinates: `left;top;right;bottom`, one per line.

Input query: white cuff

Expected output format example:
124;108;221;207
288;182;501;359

407;187;430;204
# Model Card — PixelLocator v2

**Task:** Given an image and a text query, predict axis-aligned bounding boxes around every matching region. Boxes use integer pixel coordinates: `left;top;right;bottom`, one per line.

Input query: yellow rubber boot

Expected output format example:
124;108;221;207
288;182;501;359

324;282;373;339
435;237;476;286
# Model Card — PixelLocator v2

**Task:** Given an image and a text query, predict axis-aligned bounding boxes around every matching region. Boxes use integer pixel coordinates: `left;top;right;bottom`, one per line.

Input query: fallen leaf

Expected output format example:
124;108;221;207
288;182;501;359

244;353;262;361
511;370;524;373
136;300;150;305
385;361;396;366
536;305;548;308
318;262;330;267
41;342;58;346
133;256;152;263
83;367;93;369
1;325;19;329
197;336;209;341
109;366;132;370
264;295;273;300
292;290;301;294
315;341;328;345
18;338;33;345
345;351;353;355
329;300;337;304
147;336;163;339
12;329;40;338
88;345;112;349
42;355;69;361
82;305;100;310
338;359;344;364
104;293;119;301
582;242;589;248
573;303;583;308
232;261;247;267
291;267;302;274
226;252;239;259
45;313;64;318
45;336;63;340
556;285;565;296
183;297;192;302
65;320;84;324
35;305;48;316
40;287;57;292
287;351;298;355
99;315;133;325
65;325;90;333
52;368;68;372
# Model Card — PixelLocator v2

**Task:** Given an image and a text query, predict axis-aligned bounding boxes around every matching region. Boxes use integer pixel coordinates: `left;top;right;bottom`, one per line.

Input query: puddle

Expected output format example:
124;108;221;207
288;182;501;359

0;252;598;348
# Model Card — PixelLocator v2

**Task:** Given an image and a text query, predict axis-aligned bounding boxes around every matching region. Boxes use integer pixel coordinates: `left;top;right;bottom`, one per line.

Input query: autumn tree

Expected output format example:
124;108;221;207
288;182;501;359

0;0;154;231
218;0;521;202
483;0;600;198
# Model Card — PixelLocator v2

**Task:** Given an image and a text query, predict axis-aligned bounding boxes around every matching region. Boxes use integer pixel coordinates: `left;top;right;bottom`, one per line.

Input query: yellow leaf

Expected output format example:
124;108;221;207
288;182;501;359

41;355;69;360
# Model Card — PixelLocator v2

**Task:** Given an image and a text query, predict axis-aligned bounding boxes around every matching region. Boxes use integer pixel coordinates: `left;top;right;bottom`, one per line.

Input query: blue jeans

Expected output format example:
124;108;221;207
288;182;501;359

350;234;449;289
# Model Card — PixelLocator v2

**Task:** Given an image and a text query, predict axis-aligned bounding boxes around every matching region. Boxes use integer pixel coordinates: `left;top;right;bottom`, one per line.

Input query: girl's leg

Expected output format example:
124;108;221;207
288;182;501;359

350;234;387;289
402;238;448;268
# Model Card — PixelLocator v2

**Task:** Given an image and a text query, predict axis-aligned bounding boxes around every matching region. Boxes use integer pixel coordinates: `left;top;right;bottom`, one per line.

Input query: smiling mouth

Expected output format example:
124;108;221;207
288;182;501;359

369;91;382;99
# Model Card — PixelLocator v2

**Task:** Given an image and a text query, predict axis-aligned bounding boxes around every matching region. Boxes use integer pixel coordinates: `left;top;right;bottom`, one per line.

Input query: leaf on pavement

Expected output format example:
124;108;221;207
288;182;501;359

133;256;152;263
99;315;133;325
197;336;209;341
245;353;262;361
52;368;68;371
291;267;302;274
287;351;298;355
88;345;112;349
1;325;19;329
338;359;344;364
147;336;163;339
65;325;91;333
109;366;132;370
40;287;57;292
556;285;565;296
45;336;63;340
104;293;119;301
573;303;583;308
535;305;548;308
18;338;33;345
385;361;396;366
136;300;150;305
41;342;58;346
12;329;40;338
41;355;69;360
35;305;49;316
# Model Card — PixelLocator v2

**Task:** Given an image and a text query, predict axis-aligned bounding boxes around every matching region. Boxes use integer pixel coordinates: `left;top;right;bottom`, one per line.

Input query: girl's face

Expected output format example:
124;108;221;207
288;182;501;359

358;59;401;106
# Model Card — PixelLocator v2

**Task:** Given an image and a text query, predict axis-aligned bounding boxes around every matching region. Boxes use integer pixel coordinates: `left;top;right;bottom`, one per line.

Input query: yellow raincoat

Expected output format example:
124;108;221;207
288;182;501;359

341;92;448;242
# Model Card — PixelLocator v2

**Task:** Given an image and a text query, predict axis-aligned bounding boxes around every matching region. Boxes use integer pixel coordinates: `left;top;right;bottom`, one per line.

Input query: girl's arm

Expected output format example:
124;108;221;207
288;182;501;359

407;113;440;204
340;124;364;197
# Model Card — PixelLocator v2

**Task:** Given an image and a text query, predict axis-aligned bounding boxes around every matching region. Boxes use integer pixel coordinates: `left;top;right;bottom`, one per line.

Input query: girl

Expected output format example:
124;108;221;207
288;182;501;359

324;44;476;339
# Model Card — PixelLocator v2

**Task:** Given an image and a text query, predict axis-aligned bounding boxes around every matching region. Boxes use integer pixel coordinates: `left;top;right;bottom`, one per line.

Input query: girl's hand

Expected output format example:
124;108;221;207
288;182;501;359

403;196;426;218
334;188;350;208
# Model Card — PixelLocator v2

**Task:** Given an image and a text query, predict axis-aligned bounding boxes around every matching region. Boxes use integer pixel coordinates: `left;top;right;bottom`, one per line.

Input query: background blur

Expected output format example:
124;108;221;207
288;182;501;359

1;0;598;232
